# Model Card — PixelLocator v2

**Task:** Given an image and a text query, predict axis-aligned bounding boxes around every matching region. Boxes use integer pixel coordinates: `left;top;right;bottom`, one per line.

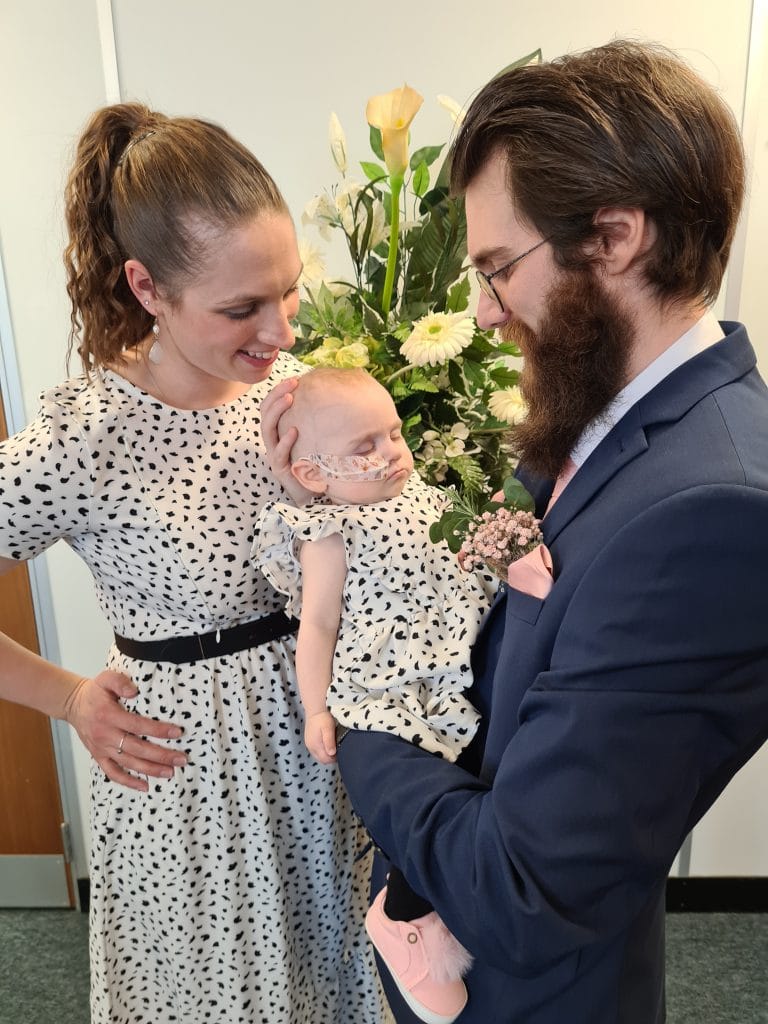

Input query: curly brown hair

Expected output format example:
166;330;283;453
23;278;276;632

63;102;288;372
450;40;745;306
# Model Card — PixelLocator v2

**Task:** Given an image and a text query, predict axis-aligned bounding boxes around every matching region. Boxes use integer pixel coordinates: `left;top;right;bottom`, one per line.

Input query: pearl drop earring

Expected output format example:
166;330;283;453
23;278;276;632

148;320;162;364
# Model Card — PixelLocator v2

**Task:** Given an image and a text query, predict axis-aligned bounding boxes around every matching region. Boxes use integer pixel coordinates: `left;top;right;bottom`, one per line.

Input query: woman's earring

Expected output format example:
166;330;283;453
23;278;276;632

148;320;162;364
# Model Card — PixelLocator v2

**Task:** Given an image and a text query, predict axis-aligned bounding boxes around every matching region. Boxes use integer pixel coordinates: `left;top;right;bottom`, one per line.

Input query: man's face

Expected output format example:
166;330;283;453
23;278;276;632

466;152;634;479
465;152;554;338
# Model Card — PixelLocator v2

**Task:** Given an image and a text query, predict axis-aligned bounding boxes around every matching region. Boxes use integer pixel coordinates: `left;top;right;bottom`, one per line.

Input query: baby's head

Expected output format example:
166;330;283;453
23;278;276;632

281;367;414;504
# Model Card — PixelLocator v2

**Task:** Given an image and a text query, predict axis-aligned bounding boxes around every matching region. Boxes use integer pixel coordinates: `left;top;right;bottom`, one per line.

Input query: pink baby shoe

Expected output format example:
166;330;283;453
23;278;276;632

365;886;471;1024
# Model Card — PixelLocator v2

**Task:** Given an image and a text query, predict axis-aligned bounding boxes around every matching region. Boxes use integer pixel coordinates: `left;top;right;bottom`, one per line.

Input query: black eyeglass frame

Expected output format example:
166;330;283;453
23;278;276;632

475;237;550;312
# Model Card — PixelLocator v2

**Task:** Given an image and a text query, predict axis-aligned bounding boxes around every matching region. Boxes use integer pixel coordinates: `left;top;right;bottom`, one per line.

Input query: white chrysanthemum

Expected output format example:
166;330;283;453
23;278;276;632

488;385;528;425
400;313;475;367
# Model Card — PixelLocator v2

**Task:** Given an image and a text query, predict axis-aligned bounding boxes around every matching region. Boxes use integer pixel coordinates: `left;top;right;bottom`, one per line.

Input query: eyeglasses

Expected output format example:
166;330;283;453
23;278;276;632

475;237;550;312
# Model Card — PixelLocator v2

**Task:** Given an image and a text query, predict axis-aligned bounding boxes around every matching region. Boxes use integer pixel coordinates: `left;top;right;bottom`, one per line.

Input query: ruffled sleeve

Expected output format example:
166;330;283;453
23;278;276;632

252;501;353;616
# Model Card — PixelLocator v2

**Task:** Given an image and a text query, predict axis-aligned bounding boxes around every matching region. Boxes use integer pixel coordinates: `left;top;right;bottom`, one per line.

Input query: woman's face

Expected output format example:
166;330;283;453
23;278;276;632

154;212;302;390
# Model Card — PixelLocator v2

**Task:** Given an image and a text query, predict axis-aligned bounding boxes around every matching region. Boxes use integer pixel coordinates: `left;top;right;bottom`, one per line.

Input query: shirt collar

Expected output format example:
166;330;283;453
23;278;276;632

570;311;725;469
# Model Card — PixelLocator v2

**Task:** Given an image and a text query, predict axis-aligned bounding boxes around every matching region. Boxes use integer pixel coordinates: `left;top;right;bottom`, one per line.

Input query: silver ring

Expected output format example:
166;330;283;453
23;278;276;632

117;732;127;755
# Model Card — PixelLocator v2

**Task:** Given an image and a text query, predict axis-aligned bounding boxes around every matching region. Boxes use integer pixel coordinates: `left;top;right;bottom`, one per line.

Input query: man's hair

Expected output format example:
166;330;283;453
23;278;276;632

450;39;745;305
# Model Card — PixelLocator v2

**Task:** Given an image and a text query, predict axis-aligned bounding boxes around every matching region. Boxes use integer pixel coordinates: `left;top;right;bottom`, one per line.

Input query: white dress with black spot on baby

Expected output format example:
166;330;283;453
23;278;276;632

255;475;497;762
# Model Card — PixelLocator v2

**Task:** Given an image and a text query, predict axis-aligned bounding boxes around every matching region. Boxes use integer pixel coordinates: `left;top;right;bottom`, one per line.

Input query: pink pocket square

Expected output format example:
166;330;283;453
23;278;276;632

506;544;554;598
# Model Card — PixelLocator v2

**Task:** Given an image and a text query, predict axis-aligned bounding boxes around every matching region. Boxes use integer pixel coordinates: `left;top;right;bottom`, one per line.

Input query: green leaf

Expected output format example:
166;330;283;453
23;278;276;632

369;125;384;160
408;372;440;394
409;144;444;170
418;185;450;213
495;49;542;76
448;360;465;395
462;358;486;390
429;508;471;552
412;161;430;197
360;161;387;181
446;277;471;313
429;520;446;544
503;476;535;511
447;454;487;495
489;365;520;388
494;341;522;358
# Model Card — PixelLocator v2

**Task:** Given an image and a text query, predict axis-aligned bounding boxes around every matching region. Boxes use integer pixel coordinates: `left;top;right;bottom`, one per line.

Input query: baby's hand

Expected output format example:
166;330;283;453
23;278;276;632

304;711;338;764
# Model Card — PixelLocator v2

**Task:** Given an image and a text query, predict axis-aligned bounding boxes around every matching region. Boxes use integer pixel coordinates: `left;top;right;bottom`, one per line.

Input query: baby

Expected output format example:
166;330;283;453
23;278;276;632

254;367;496;1024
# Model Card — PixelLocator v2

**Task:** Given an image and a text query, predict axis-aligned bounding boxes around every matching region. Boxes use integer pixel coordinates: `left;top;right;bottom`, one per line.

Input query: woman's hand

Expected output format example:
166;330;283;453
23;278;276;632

63;671;187;792
260;377;314;503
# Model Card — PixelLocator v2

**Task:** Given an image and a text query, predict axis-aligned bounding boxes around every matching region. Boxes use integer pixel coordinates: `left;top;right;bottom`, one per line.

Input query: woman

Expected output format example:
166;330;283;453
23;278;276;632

0;103;388;1024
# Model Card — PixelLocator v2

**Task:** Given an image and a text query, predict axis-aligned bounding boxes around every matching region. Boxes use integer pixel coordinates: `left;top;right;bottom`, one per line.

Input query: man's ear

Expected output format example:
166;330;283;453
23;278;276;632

124;259;160;313
591;207;655;276
291;460;328;496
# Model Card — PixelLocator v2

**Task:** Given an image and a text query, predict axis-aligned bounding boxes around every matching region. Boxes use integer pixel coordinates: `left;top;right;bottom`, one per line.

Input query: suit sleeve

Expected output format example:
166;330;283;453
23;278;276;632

338;484;768;974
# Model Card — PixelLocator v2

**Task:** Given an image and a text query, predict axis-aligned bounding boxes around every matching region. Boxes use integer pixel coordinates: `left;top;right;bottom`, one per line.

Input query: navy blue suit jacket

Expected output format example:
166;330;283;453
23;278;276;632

338;323;768;1023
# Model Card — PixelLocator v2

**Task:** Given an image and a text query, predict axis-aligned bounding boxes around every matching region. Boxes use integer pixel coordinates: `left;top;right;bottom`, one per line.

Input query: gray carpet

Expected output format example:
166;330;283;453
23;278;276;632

666;914;768;1024
0;909;765;1023
0;909;89;1024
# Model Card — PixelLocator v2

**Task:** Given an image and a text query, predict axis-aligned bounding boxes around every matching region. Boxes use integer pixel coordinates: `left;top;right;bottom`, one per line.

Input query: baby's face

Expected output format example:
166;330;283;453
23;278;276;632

299;379;414;503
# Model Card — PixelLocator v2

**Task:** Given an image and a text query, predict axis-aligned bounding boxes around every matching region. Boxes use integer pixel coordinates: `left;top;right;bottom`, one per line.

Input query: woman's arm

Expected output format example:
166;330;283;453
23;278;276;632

296;533;347;763
0;555;187;792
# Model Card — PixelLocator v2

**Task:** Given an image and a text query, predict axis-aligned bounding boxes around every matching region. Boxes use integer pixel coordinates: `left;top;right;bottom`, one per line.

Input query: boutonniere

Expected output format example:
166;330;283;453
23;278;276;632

430;477;552;595
460;505;546;582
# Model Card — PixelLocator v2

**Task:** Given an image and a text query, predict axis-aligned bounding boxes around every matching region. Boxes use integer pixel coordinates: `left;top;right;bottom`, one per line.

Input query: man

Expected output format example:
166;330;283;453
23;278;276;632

336;39;768;1023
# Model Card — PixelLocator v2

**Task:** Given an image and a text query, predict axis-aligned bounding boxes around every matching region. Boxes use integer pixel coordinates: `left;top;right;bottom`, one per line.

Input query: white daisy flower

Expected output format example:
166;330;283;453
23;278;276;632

488;385;528;425
400;312;475;367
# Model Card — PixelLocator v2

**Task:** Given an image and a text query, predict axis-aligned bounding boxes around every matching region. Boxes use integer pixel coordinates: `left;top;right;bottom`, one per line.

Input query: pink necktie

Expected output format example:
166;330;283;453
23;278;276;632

545;457;578;514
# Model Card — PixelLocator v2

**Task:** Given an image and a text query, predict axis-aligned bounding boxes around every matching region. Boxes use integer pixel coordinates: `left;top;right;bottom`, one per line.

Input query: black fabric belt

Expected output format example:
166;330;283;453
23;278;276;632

113;611;299;665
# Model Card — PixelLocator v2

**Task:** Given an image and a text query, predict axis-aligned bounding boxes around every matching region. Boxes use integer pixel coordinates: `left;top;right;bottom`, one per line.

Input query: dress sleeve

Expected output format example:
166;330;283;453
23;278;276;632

0;398;94;561
253;501;348;617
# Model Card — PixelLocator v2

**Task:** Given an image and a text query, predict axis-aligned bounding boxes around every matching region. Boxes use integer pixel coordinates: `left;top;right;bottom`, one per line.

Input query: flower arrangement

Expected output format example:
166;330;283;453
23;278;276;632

295;55;541;523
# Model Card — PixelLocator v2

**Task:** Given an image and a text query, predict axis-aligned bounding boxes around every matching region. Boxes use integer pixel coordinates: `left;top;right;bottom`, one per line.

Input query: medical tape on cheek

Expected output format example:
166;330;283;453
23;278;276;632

298;452;390;481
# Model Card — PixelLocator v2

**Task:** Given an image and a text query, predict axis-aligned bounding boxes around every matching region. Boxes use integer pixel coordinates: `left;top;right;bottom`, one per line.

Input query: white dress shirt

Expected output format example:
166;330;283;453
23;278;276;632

569;311;725;470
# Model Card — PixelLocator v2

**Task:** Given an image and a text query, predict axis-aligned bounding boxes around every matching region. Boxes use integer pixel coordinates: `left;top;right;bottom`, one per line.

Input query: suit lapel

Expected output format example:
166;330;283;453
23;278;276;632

534;324;756;545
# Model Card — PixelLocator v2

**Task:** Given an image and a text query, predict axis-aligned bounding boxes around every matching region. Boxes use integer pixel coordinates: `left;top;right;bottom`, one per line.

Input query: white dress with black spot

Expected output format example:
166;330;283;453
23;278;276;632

254;477;497;762
0;355;390;1024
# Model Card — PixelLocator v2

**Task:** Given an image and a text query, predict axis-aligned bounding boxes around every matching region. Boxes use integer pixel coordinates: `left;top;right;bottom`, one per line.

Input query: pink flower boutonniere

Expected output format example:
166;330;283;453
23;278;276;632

459;507;542;580
430;477;554;597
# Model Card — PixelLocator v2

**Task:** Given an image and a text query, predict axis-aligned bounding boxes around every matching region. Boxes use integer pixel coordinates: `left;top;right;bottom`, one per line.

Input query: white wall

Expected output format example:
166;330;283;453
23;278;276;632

1;0;765;878
0;0;112;878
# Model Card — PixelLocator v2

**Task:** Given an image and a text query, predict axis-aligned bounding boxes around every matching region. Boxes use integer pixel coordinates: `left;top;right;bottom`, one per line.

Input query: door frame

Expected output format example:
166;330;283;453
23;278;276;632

0;245;88;887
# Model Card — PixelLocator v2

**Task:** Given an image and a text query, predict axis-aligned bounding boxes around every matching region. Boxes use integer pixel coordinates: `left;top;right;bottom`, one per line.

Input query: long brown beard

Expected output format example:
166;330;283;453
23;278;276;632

503;269;635;480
